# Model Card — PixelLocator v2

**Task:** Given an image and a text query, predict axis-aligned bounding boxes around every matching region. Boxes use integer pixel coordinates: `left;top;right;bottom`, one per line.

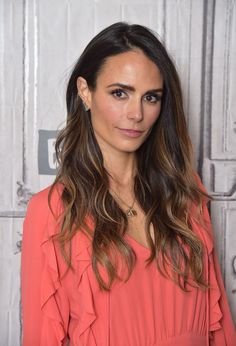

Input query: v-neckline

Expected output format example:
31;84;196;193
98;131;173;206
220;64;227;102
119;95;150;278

124;233;151;253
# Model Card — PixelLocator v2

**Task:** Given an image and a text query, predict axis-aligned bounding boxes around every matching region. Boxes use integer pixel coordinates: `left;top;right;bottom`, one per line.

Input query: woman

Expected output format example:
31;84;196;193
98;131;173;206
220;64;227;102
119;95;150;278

21;22;236;345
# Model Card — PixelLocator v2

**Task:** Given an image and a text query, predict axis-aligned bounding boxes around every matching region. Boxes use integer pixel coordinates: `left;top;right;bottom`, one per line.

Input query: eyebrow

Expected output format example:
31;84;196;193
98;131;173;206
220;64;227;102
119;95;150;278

106;83;163;93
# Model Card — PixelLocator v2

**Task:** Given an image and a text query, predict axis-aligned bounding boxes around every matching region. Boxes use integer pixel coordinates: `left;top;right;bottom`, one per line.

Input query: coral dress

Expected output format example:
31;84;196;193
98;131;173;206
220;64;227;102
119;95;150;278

21;183;236;346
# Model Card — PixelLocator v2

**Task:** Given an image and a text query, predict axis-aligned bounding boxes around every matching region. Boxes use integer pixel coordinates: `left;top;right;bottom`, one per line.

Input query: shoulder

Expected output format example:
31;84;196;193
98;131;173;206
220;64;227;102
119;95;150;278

188;172;214;248
26;183;64;217
188;171;211;218
23;183;64;239
192;171;207;194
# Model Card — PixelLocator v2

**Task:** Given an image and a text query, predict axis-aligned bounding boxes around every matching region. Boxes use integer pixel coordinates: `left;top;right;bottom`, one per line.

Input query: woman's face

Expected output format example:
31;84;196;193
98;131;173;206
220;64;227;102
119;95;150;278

78;49;163;156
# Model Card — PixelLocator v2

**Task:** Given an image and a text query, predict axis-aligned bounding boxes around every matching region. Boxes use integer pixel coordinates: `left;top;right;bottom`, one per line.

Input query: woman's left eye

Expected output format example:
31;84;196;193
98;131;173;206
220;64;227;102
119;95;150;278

144;93;162;103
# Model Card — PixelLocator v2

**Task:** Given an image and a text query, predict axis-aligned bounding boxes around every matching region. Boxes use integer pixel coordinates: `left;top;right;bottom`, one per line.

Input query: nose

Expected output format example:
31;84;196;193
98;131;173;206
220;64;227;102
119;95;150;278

127;99;143;122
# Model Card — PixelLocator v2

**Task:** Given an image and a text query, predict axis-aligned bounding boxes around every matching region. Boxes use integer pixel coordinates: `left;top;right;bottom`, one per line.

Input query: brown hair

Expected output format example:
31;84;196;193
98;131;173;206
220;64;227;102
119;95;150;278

49;22;212;292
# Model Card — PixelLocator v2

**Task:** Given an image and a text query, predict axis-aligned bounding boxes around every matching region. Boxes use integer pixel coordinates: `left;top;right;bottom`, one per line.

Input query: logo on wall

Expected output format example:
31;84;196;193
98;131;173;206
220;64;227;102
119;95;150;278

38;130;58;175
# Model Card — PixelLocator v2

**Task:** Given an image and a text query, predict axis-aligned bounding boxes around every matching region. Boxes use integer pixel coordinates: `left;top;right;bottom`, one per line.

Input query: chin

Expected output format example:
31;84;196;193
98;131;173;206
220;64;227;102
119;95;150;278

119;144;143;153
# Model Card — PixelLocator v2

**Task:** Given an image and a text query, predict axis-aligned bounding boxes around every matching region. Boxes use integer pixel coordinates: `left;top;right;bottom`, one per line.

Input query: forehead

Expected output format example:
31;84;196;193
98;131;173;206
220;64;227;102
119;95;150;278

96;50;163;87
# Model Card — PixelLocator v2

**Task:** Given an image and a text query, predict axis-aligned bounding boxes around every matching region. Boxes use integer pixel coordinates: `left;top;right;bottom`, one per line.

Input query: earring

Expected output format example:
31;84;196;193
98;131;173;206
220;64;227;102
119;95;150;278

83;102;90;112
78;93;90;112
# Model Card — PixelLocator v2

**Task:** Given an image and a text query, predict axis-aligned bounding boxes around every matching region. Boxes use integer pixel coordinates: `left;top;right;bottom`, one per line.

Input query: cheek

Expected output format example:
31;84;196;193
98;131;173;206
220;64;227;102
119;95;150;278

93;98;124;125
145;106;161;127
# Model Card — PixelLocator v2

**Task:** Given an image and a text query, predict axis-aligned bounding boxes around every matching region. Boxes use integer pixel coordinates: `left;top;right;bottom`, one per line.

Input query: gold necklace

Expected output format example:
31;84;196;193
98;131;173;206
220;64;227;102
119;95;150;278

110;189;137;217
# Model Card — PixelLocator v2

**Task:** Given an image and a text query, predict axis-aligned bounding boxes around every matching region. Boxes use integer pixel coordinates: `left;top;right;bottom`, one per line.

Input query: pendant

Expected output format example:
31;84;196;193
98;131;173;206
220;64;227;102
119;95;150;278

126;207;137;217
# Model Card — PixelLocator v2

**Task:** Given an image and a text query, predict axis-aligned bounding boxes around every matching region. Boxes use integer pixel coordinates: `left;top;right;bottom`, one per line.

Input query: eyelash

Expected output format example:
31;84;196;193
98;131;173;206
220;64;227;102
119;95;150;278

110;89;162;103
144;93;162;103
111;89;127;99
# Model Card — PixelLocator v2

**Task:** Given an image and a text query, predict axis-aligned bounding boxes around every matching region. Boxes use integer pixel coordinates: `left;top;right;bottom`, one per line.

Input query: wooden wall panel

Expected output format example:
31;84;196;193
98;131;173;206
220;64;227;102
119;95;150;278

225;204;236;322
0;0;235;343
164;0;205;168
0;1;25;213
201;0;236;322
0;218;22;345
211;0;236;160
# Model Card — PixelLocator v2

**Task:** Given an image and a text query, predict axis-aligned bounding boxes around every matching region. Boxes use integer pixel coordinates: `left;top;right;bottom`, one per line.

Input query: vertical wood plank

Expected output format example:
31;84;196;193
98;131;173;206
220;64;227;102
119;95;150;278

0;0;236;343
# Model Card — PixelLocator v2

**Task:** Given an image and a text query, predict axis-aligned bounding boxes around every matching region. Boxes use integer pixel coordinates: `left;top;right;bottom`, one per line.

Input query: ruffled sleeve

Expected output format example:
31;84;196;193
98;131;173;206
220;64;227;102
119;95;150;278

193;175;236;345
201;201;236;345
71;241;97;345
21;184;69;346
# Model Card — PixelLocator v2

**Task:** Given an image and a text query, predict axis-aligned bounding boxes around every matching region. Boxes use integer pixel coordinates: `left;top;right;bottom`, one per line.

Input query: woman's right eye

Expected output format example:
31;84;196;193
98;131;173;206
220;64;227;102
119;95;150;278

111;89;127;99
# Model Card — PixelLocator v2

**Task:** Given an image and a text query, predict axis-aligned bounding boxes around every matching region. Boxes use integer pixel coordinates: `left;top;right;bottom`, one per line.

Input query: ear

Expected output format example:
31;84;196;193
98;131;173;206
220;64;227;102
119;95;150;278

76;76;92;109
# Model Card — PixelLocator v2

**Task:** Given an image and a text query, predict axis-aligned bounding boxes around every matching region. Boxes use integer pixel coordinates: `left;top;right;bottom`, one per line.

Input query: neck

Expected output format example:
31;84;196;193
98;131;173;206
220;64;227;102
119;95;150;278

103;152;137;188
99;146;138;216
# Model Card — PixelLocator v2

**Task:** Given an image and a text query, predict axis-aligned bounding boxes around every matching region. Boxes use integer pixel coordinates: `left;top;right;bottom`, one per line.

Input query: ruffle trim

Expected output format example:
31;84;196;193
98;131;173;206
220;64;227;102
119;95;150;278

72;236;97;345
208;250;223;332
41;236;67;344
41;209;97;346
189;202;223;336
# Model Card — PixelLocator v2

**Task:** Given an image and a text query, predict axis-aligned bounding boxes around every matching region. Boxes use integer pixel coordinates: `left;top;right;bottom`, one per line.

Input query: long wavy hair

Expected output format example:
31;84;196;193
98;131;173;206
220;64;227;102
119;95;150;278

49;22;212;292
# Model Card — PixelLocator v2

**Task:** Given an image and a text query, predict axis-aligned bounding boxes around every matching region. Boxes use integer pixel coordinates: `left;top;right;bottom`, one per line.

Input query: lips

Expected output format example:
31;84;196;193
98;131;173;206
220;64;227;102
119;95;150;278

118;128;144;138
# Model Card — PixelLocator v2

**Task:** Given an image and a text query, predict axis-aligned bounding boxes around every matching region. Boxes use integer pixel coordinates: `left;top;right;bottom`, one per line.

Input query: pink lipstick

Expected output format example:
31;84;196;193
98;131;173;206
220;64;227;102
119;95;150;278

118;128;144;138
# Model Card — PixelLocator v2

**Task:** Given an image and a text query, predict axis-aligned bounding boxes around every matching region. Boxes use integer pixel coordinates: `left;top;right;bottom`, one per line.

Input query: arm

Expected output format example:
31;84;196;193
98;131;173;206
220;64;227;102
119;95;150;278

21;195;44;344
202;203;236;345
210;246;236;345
21;188;69;345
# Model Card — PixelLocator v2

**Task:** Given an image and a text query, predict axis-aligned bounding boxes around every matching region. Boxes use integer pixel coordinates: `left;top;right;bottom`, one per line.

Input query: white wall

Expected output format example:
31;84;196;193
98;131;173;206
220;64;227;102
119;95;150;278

0;0;235;344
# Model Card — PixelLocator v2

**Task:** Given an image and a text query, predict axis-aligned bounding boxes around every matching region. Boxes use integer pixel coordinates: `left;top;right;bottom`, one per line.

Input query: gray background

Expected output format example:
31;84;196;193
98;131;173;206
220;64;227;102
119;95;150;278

0;0;235;344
